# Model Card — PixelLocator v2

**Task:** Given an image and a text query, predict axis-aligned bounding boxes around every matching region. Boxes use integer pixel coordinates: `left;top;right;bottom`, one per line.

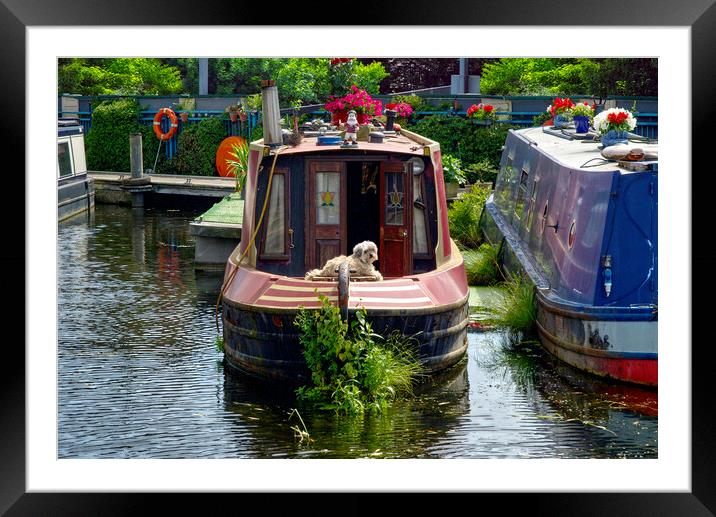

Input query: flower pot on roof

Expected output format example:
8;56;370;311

547;98;575;129
593;107;637;147
571;102;595;134
466;103;496;126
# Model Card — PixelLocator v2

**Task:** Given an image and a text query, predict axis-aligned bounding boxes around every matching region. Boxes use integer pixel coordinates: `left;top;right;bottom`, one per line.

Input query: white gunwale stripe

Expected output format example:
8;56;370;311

350;285;422;292
350;296;432;304
259;295;338;302
269;285;337;293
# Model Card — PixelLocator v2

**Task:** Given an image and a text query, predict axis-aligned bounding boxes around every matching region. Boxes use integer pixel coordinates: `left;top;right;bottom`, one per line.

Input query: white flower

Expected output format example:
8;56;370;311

593;107;637;134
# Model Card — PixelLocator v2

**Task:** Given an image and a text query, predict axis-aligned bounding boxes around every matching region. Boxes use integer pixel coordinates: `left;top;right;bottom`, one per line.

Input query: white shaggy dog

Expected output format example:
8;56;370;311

305;241;383;281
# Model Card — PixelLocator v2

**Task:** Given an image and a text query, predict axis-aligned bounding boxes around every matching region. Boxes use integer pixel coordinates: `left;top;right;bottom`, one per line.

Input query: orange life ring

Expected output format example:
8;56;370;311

153;108;179;141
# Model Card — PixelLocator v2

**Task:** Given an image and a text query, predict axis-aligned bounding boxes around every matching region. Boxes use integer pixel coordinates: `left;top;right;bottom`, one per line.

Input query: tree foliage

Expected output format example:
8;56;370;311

58;58;182;95
480;58;657;97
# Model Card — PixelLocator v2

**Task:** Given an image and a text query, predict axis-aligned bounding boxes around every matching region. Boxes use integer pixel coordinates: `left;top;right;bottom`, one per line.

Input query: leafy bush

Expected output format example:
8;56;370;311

412;115;513;169
448;184;491;249
462;243;500;286
392;93;431;113
294;296;422;414
441;154;467;184
480;58;594;96
172;117;227;176
465;159;498;185
85;98;142;172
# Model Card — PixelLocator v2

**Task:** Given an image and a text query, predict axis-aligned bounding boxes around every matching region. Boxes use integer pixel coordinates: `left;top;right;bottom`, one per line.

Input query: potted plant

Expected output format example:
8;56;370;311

324;85;382;125
225;139;250;197
238;106;248;122
226;104;240;123
466;103;496;125
177;97;195;123
571;102;595;134
441;154;467;199
593;107;637;147
245;93;262;114
546;97;575;129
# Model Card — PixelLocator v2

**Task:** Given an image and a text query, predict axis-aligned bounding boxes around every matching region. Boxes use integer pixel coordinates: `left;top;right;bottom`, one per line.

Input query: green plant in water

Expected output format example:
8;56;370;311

486;274;537;339
462;243;500;286
225;140;250;195
288;408;314;445
294;296;422;415
215;335;225;353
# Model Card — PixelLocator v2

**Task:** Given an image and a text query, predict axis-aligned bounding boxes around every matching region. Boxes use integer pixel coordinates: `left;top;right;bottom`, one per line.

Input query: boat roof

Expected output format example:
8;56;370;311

514;126;658;173
251;128;436;158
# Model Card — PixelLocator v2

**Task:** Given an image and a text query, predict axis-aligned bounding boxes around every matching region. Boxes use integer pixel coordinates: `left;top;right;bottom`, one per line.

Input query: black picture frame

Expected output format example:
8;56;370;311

3;1;713;514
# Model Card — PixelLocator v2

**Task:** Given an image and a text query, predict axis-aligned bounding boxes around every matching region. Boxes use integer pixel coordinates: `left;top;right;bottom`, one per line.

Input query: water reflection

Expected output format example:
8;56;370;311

58;205;657;459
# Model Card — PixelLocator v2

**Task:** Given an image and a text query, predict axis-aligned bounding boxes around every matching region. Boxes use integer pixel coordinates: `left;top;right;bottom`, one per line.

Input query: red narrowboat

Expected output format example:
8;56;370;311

220;117;469;383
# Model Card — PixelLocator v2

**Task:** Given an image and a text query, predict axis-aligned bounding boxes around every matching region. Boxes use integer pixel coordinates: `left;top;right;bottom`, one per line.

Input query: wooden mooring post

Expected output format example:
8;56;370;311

123;132;152;208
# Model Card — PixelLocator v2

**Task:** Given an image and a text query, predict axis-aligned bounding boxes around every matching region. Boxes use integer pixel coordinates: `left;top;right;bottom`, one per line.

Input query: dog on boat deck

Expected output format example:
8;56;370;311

304;241;383;281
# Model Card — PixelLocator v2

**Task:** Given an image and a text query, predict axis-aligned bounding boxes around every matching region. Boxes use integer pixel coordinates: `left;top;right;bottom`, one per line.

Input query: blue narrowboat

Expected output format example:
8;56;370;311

58;119;94;221
481;126;657;386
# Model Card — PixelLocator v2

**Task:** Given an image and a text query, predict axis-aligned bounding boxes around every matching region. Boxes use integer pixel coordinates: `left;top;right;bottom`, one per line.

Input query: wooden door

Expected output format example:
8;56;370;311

306;160;347;270
380;160;412;277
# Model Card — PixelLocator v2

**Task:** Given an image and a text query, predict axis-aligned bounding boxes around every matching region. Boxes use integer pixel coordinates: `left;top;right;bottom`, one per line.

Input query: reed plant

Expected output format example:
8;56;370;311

462;243;500;286
486;274;537;338
294;296;422;415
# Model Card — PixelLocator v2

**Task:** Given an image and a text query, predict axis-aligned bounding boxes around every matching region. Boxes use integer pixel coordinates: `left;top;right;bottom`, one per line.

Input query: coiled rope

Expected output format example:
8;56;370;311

214;147;282;333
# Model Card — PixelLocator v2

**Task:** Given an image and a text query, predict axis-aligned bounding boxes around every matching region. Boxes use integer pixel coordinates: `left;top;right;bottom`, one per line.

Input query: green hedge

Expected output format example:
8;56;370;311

410;115;514;170
85;98;142;172
172;117;227;176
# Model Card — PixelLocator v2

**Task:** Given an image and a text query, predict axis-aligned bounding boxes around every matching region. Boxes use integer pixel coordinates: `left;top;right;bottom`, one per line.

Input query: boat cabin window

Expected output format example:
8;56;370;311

259;169;289;260
526;180;538;231
58;141;73;178
412;172;430;256
514;163;531;222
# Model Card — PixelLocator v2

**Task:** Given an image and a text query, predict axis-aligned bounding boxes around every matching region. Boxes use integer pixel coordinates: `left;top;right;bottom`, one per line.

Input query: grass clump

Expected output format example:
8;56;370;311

294;296;422;415
448;184;491;249
462;243;501;286
486;275;537;338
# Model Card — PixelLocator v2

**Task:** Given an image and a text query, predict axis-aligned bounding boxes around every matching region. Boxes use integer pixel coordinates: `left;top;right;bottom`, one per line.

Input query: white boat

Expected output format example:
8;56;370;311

58;119;94;221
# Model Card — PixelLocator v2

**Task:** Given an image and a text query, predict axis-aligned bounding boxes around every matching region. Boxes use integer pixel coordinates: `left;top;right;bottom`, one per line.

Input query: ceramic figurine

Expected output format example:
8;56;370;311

342;110;360;147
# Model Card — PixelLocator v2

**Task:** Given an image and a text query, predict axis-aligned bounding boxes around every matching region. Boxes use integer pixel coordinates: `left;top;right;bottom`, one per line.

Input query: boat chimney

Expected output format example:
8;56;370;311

261;80;283;148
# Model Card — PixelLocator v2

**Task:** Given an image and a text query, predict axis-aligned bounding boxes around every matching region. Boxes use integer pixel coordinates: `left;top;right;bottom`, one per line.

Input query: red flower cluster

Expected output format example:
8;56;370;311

466;103;495;120
549;97;575;116
330;58;352;66
385;102;413;117
325;85;382;117
607;111;629;125
385;103;396;110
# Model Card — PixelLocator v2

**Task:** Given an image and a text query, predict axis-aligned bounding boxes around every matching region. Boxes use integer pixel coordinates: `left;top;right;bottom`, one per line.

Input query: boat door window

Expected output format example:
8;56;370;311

384;172;404;226
260;170;289;260
58;141;74;178
316;172;341;225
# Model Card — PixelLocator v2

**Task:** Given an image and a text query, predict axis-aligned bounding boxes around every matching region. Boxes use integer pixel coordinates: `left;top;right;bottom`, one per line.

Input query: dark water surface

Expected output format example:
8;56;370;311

58;205;657;459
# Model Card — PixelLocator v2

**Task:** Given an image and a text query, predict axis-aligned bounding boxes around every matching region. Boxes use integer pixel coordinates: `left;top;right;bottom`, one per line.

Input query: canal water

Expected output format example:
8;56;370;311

58;205;657;459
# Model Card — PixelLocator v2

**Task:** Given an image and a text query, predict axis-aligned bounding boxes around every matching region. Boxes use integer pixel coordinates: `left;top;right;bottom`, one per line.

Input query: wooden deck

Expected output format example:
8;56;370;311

89;171;237;198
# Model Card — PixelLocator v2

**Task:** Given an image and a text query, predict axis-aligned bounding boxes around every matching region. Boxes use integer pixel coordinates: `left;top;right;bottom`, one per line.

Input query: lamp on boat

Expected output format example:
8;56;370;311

408;157;424;175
